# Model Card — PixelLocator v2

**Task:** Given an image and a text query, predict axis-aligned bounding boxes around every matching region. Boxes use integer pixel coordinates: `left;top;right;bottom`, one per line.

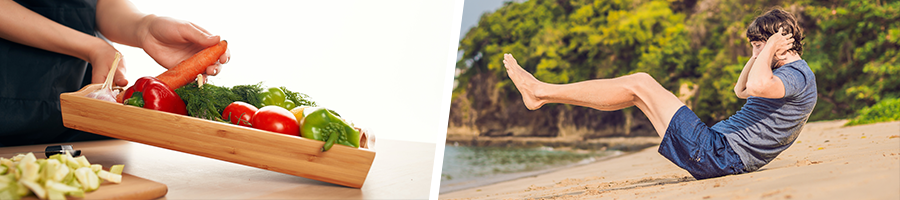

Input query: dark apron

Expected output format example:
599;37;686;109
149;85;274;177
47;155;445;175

0;0;110;147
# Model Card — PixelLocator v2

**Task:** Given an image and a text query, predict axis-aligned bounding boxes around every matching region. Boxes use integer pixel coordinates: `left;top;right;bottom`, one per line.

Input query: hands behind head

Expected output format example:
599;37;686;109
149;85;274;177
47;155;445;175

768;27;795;60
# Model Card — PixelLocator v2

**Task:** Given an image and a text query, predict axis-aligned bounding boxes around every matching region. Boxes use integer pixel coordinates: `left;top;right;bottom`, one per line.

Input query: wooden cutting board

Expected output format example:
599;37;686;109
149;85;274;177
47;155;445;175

22;173;167;200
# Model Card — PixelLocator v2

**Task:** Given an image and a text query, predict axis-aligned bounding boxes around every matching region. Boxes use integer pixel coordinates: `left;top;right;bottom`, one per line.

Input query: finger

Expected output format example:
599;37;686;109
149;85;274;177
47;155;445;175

218;47;231;64
201;74;209;84
115;69;128;86
182;23;220;47
114;59;128;87
190;22;212;35
205;63;222;76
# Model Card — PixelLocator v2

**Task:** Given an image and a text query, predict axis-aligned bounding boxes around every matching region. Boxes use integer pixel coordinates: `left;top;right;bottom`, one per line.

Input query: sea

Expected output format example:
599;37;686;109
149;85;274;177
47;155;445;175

439;144;622;194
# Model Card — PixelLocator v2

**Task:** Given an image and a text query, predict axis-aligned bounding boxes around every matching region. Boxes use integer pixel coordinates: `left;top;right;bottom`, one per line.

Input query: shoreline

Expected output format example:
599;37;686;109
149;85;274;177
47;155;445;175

440;120;900;199
439;150;628;194
445;136;662;151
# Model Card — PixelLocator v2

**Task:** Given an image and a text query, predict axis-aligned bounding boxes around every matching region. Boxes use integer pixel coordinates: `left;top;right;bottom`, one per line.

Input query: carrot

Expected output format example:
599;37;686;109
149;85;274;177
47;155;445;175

115;40;228;103
156;40;228;90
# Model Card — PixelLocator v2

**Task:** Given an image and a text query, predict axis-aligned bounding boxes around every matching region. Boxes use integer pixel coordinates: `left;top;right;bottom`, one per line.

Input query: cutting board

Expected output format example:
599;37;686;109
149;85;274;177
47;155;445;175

22;173;167;200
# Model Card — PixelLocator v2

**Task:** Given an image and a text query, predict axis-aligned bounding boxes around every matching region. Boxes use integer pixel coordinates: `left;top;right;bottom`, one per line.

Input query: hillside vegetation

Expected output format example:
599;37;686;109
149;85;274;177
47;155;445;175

448;0;899;139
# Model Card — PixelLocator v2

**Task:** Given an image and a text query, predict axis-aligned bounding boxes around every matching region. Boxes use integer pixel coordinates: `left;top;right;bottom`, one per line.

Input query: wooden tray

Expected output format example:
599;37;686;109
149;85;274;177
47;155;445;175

60;84;375;188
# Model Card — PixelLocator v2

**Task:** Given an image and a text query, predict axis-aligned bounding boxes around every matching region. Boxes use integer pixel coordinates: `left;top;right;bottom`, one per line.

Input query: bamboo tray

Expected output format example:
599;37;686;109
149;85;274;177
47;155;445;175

60;84;375;188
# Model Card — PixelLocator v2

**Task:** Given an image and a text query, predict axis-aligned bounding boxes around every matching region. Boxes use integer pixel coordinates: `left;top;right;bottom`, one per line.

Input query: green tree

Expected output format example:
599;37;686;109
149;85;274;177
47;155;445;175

803;0;900;121
449;0;899;138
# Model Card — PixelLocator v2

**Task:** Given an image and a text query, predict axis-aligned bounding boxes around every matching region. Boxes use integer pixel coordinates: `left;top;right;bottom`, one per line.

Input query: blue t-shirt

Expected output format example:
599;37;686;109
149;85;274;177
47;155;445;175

711;59;817;171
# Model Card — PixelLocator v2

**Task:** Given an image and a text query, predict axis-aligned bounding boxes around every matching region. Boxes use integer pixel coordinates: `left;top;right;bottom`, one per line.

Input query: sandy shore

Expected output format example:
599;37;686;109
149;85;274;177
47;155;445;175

439;120;900;199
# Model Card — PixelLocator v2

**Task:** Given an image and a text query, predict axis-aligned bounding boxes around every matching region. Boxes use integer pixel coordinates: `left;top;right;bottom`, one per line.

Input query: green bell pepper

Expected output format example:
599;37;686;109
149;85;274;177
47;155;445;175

258;87;296;110
300;108;360;151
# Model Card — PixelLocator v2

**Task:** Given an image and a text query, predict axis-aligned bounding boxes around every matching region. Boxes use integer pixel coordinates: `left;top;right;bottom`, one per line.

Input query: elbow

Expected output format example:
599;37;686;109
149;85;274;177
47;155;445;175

734;88;748;99
745;81;768;97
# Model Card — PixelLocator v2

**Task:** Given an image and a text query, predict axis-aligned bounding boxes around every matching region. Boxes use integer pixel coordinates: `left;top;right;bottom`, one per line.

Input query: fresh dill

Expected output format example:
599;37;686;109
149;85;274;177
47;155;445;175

174;82;316;121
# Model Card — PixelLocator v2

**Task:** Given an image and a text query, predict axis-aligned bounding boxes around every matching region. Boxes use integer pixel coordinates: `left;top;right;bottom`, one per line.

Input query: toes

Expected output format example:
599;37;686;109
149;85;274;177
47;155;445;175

503;54;519;68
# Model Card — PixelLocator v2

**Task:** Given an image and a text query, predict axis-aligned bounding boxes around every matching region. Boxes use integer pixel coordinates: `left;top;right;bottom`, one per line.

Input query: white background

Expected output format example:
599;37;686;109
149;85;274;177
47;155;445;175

118;0;459;145
116;1;461;198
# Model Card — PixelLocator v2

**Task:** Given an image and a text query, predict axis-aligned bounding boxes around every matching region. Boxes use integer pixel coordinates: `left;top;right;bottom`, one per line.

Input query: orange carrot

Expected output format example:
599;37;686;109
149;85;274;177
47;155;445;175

156;40;228;90
116;40;228;103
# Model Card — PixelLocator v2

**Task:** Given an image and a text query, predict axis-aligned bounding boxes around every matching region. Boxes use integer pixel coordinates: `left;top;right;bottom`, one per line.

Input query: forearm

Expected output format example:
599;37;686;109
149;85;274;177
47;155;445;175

96;0;151;48
734;56;757;99
746;44;778;95
0;0;108;61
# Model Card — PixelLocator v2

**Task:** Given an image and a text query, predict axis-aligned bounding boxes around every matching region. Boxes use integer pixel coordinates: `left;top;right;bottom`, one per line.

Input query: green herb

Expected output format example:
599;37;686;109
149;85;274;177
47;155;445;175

175;82;238;121
231;83;265;108
174;82;317;121
280;86;318;108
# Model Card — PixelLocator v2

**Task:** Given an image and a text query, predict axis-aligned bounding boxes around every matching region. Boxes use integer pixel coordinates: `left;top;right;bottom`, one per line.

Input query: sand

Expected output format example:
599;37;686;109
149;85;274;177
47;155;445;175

439;120;900;200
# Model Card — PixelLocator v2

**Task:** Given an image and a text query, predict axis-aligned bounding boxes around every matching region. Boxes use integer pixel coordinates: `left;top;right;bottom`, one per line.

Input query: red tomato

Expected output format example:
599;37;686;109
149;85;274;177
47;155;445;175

223;102;258;127
251;106;300;136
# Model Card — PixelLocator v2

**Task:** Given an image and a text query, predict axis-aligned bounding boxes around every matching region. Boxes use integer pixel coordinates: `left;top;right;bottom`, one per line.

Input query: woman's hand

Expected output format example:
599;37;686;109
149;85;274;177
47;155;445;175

87;42;128;87
139;16;230;76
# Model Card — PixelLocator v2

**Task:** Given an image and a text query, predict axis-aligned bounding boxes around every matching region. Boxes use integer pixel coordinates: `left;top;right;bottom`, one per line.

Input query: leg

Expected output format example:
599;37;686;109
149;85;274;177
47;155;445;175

503;54;685;137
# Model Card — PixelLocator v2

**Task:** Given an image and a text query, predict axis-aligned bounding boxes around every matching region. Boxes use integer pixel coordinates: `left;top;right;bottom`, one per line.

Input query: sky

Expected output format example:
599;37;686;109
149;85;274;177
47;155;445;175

458;0;511;40
455;0;517;64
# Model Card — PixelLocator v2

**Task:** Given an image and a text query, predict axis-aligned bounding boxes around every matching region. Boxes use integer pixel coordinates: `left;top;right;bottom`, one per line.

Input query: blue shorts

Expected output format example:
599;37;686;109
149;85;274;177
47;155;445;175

658;106;746;179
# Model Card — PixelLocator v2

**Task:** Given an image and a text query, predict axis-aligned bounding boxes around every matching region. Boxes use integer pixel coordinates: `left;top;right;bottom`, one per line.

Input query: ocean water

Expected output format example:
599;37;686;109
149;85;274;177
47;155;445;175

440;145;620;193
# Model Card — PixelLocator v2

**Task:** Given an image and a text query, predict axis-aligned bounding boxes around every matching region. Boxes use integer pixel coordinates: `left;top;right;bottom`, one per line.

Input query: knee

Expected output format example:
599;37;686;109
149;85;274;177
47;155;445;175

626;72;662;90
628;72;656;85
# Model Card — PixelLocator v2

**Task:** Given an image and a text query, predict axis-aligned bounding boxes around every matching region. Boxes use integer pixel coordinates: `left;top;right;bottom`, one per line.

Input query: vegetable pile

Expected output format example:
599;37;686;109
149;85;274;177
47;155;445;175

177;82;365;152
174;83;315;121
101;39;371;152
0;153;124;200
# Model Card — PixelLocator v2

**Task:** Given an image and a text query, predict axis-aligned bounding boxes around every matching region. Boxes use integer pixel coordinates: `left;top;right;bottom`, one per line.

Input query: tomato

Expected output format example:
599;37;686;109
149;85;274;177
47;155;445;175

223;102;258;127
251;106;300;136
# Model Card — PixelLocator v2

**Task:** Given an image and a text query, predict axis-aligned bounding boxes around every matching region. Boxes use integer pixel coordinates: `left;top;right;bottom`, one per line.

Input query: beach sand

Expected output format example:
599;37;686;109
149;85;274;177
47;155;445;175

439;120;900;199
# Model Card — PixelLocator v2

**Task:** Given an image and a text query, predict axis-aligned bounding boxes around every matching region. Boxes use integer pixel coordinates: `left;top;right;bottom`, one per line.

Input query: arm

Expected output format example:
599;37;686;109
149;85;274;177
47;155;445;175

0;0;124;85
95;0;151;48
734;56;757;99
745;28;794;99
96;0;229;74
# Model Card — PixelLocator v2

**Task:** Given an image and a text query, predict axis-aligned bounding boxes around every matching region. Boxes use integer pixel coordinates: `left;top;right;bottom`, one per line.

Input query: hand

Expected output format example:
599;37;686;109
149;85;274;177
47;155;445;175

766;27;794;59
87;42;128;86
750;41;764;59
140;16;230;76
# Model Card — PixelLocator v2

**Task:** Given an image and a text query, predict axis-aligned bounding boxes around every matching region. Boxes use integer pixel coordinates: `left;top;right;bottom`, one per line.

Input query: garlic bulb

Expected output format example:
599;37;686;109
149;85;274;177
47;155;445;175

85;52;122;102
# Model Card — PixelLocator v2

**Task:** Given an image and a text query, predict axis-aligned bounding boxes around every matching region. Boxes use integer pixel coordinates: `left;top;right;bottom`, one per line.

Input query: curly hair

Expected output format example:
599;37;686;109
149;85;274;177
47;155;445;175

746;8;805;56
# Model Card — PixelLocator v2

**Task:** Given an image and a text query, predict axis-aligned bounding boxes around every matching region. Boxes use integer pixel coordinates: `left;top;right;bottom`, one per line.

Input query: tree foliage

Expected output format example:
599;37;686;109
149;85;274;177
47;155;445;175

803;0;900;121
453;0;899;130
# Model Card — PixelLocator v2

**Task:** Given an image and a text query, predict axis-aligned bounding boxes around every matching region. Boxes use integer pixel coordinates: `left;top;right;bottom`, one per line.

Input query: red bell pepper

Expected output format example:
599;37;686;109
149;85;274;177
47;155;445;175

122;76;188;115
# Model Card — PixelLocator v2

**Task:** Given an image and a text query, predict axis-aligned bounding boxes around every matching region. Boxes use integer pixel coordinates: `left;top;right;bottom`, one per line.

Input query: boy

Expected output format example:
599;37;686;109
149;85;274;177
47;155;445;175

503;9;815;179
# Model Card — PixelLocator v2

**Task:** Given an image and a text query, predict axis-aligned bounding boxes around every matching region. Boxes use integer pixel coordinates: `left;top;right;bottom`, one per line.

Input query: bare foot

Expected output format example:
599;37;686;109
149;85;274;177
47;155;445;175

503;54;545;110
